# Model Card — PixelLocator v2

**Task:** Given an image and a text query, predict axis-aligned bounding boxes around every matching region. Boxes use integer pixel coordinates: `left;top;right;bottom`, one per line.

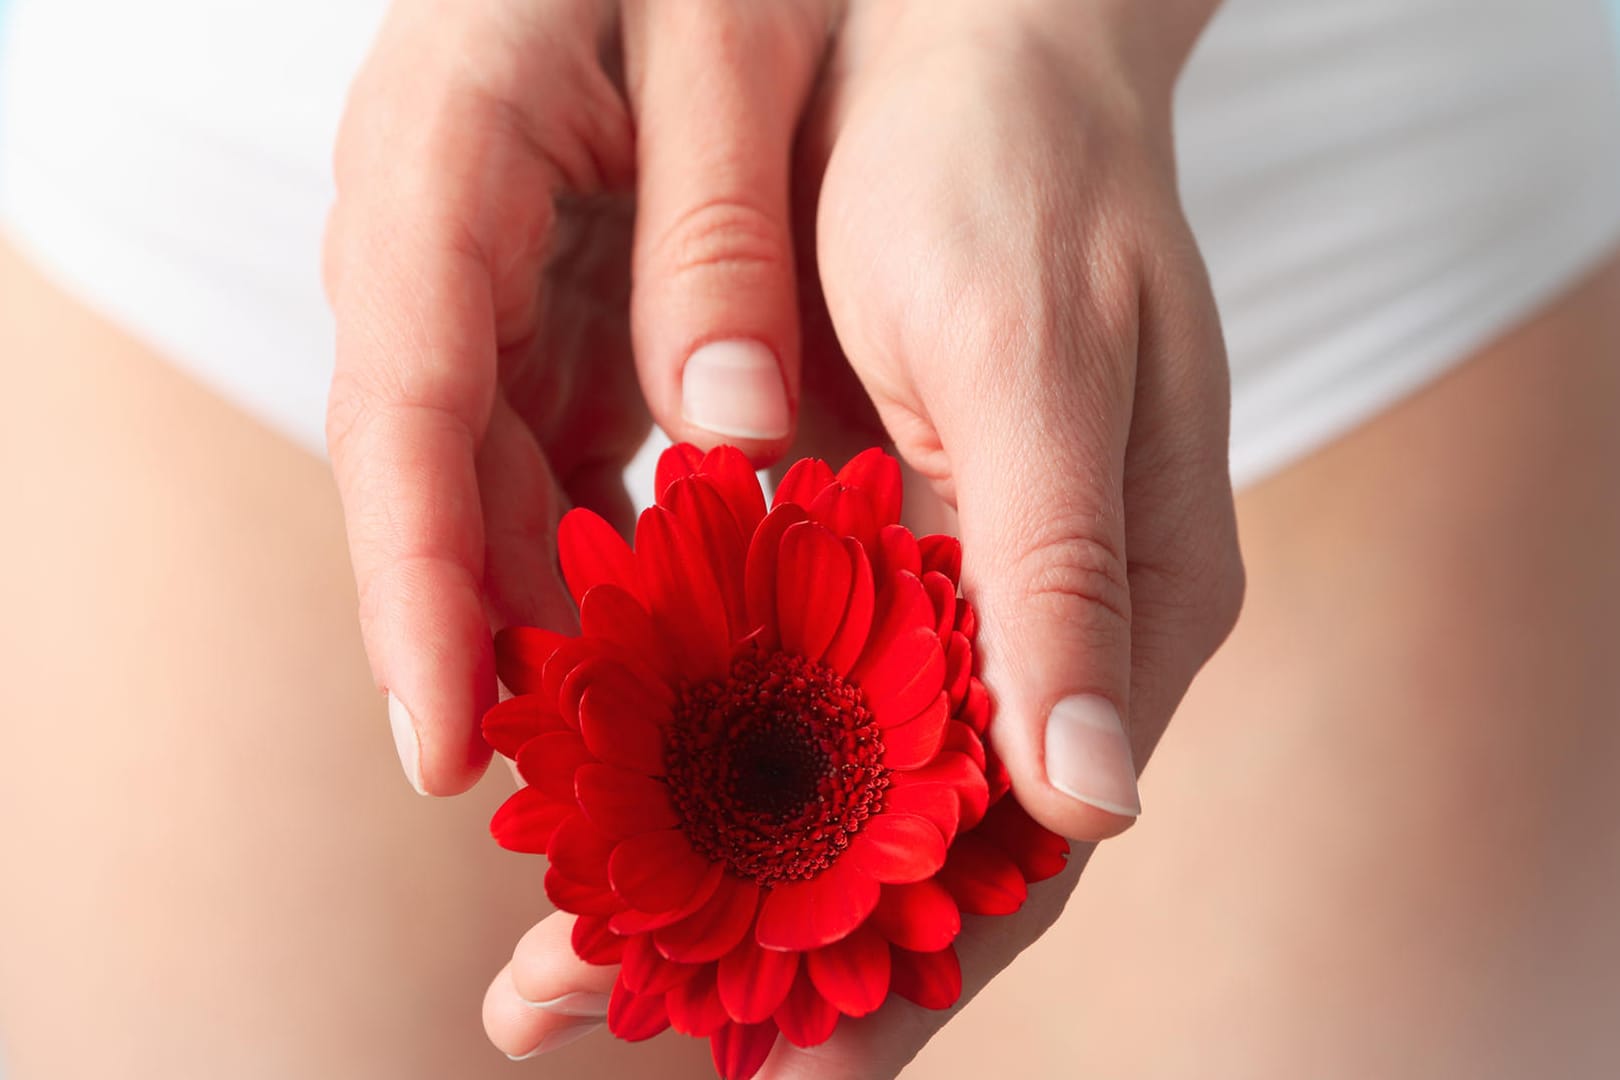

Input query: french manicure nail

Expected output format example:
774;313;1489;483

681;339;791;440
523;991;611;1018
387;691;426;796
1045;695;1141;816
505;1020;602;1060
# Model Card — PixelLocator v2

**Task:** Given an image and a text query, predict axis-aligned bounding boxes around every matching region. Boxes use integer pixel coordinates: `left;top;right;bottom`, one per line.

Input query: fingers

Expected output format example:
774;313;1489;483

623;0;832;459
930;281;1148;842
325;0;630;795
484;913;617;1060
927;230;1241;844
326;233;506;797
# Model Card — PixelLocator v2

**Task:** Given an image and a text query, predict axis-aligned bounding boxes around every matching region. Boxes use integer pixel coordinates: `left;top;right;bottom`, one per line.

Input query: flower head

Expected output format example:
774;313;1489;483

485;444;1068;1079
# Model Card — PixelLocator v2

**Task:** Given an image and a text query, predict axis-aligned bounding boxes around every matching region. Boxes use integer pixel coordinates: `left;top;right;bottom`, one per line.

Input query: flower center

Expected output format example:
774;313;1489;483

665;649;888;887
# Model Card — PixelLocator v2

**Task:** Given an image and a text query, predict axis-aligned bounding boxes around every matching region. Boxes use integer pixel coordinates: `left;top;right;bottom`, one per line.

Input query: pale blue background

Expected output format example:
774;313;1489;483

0;1;1617;1078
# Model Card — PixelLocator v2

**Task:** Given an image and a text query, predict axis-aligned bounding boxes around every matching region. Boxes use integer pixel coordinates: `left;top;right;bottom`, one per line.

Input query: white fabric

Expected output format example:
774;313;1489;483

1178;0;1620;485
2;0;1619;489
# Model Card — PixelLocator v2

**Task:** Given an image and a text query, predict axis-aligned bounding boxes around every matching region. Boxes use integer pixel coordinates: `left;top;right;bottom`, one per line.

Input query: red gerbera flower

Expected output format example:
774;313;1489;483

485;444;1068;1079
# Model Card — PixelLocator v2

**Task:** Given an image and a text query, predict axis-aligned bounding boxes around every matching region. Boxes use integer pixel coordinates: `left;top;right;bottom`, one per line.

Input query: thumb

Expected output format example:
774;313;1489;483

943;351;1144;843
625;1;829;459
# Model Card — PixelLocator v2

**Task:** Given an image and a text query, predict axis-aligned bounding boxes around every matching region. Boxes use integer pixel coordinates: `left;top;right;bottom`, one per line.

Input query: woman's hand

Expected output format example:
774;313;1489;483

470;0;1243;1073
798;0;1243;840
324;0;836;794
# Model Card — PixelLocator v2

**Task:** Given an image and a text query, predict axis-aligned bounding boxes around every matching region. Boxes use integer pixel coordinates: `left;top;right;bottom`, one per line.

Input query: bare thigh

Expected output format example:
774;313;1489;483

0;241;713;1079
907;254;1620;1078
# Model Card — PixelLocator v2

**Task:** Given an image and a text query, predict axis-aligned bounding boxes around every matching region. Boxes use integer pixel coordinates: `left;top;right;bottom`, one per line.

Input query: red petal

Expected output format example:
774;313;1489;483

882;781;961;846
881;691;951;771
807;483;879;550
921;571;957;638
571;914;626;965
888;945;962;1011
985;744;1012;805
609;830;721;913
772;457;835;510
664;476;750;632
607;979;670;1042
699;445;769;535
971;798;1071;884
850;572;937;708
874;525;921;581
961;677;991;735
754;857;880;951
718;938;799;1024
579;584;679;685
943;632;972;709
667;965;730;1037
609;870;719;935
482;694;565;761
842;813;946;884
938;835;1028;915
657;444;769;538
895;751;990;829
489;787;570;854
559;508;641;608
494;626;570;695
654;442;707;503
567;651;671;715
636;506;731;681
544;865;622;916
579;683;670;777
621;933;701;995
917;534;963;583
546;811;615;887
871;880;961;953
955;598;978;641
575;764;678;838
557;654;617;729
515;731;593;802
655;874;761;963
773;968;840;1048
821;539;875;676
806;924;890;1017
943;720;986;774
777;522;851;662
859;628;946;731
710;1020;780;1080
743;504;809;647
835;448;902;527
538;637;600;711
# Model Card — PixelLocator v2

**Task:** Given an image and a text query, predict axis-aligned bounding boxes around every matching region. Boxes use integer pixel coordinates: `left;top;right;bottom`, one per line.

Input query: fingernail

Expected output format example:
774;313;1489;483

387;691;426;796
1045;695;1141;816
505;1019;602;1060
680;339;791;440
522;991;611;1018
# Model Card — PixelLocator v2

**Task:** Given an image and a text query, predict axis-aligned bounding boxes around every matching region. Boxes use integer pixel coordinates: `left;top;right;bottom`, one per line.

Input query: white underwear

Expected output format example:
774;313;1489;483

2;0;1618;491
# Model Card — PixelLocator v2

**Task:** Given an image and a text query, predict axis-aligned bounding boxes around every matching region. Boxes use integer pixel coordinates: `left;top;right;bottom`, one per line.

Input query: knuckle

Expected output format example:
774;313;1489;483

1003;525;1133;633
323;365;428;468
651;196;792;283
323;369;371;464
